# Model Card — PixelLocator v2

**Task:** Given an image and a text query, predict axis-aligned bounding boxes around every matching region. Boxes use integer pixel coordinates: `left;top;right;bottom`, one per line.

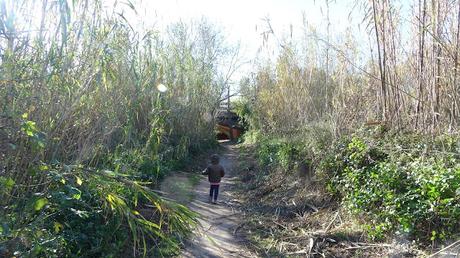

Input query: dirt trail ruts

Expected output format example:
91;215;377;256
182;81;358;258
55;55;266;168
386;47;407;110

180;142;256;258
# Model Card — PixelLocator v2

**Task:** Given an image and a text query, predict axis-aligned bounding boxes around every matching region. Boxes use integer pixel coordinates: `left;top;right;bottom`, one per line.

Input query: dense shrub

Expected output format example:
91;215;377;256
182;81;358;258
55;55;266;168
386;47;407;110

0;165;197;257
249;125;332;174
246;127;460;242
326;132;460;241
255;138;301;171
0;1;228;256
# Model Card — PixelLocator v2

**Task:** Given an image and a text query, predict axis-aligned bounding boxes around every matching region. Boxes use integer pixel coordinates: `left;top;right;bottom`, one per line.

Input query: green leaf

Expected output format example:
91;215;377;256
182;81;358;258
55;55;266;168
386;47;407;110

34;198;48;211
39;165;49;171
430;230;437;241
75;176;83;186
69;186;82;200
0;177;15;193
4;177;14;188
53;221;64;233
21;120;38;137
72;192;81;200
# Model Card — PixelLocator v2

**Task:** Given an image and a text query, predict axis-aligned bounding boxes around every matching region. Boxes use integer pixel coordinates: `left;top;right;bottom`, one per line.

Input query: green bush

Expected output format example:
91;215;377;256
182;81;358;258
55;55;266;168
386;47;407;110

327;133;460;241
0;0;227;256
0;165;197;257
232;99;252;131
247;127;460;243
252;136;309;174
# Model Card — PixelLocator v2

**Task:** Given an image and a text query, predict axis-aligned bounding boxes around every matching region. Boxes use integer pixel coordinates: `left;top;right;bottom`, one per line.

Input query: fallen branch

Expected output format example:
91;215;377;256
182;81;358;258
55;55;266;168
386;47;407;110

305;202;319;213
287;249;308;255
233;221;246;235
308;238;315;255
324;211;340;233
428;239;460;257
344;242;393;251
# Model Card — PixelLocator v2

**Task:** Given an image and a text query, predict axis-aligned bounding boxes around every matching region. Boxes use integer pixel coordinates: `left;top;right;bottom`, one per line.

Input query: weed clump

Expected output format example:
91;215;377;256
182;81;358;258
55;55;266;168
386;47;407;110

327;131;460;242
245;127;460;246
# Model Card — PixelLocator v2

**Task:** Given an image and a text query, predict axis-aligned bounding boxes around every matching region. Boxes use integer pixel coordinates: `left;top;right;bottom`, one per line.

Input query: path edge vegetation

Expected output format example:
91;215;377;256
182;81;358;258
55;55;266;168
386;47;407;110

230;2;460;253
233;120;459;256
0;1;237;257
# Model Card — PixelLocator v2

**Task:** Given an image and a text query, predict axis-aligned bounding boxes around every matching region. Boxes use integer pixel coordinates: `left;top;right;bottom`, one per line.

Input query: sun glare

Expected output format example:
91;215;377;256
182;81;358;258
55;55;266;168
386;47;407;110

156;83;168;93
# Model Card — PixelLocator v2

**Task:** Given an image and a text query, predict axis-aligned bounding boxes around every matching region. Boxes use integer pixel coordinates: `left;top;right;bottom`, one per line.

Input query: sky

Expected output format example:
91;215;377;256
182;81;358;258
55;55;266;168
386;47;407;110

101;0;376;84
106;0;367;60
5;0;411;83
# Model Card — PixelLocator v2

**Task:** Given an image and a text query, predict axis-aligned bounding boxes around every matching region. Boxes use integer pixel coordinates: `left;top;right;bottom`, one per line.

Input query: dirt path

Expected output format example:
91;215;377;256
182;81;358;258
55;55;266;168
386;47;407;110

179;143;256;258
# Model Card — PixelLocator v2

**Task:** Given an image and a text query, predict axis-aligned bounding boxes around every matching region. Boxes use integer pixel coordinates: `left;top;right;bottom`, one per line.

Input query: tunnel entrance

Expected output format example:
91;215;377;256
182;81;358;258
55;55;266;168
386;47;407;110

215;111;243;141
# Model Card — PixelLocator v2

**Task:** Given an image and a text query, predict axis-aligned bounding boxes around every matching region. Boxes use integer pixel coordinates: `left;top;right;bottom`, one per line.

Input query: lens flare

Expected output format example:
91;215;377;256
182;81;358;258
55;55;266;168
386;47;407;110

157;83;168;93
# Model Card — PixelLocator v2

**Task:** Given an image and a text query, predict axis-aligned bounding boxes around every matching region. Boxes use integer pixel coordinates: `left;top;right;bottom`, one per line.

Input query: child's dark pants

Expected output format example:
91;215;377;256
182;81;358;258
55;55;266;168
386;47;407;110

209;185;219;201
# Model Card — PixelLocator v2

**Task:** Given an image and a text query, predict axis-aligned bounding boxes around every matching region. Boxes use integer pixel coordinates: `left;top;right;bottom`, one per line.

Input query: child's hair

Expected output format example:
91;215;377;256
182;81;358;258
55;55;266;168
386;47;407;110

210;154;220;164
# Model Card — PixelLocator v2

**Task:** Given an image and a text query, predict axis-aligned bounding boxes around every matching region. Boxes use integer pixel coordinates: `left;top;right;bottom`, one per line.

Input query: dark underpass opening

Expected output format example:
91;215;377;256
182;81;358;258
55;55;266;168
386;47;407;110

215;110;243;141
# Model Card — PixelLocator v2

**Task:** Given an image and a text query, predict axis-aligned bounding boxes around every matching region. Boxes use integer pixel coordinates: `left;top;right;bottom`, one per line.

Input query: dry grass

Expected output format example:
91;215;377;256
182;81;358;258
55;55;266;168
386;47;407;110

0;1;235;256
232;144;427;258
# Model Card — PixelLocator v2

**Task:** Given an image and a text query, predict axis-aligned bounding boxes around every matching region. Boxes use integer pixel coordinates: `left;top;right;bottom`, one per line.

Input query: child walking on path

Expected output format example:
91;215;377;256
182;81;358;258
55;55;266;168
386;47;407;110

202;154;225;204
